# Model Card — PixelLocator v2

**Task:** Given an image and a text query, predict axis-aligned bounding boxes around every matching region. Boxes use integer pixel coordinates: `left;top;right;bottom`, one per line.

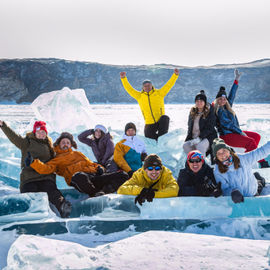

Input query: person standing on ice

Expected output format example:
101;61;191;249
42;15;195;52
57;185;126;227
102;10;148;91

213;69;267;168
78;124;118;172
117;154;179;205
28;132;129;197
212;138;268;203
114;122;147;178
177;150;222;197
0;120;72;218
120;68;179;140
183;90;217;159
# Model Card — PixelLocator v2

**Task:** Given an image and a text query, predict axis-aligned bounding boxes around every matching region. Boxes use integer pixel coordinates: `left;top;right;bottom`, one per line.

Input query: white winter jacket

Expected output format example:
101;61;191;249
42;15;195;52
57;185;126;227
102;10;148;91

214;141;270;197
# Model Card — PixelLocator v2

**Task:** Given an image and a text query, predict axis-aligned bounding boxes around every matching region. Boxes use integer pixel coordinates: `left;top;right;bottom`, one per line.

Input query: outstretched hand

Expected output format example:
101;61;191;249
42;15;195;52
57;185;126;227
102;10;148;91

120;72;126;78
174;68;179;76
234;69;242;81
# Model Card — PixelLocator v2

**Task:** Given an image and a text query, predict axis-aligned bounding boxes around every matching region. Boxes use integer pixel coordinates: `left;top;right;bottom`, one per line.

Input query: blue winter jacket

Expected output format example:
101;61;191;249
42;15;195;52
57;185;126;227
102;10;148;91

214;141;270;197
216;81;242;135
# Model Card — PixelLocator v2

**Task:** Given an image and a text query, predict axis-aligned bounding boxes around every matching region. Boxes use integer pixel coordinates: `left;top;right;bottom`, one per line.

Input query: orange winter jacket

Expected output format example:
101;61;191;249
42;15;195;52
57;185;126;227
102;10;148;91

30;145;99;185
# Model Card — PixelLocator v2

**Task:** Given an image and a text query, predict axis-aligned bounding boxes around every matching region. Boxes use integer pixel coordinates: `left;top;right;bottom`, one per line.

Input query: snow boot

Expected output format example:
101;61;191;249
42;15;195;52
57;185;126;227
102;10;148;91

59;200;72;218
254;172;266;195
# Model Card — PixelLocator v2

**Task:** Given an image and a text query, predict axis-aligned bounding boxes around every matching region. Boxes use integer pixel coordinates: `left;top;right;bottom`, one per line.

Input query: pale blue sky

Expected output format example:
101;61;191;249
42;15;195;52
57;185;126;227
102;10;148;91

0;0;269;66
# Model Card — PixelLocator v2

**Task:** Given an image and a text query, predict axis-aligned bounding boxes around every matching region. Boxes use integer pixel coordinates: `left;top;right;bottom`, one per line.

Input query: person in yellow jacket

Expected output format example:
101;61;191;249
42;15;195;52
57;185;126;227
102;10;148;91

117;154;179;205
29;132;129;196
120;68;180;140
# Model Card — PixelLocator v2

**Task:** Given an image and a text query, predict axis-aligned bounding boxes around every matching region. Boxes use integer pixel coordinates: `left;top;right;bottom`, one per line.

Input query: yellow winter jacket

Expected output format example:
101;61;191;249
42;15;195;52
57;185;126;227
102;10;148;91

117;166;179;198
121;73;179;124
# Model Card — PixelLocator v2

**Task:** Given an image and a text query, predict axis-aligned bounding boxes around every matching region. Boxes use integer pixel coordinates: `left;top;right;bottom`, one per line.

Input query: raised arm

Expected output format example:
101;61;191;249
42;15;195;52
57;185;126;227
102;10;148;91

120;72;141;100
158;68;179;97
0;120;28;150
227;69;242;106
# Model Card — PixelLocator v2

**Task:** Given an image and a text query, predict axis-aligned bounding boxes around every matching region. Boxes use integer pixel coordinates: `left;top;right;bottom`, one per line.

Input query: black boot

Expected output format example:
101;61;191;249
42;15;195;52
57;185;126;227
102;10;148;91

254;172;266;195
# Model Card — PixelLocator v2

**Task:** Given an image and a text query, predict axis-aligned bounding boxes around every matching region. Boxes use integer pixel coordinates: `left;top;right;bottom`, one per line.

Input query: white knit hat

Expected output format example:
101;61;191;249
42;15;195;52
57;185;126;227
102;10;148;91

94;124;107;134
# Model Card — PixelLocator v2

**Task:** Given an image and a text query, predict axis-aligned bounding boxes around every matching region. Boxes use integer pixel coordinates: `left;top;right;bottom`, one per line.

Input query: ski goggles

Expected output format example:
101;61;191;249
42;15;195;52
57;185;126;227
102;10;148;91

188;158;202;163
147;166;161;171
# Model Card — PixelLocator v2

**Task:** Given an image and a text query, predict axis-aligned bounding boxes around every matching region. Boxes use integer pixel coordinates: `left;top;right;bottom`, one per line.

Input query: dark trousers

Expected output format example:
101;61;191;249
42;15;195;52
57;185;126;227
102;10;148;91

144;115;170;140
70;171;129;196
20;180;65;212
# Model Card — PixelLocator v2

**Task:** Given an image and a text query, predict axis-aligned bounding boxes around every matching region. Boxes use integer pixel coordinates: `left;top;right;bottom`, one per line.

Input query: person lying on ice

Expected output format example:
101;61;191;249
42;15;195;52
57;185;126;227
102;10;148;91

117;154;179;205
28;132;129;197
120;69;179;141
212;138;268;203
114;122;147;178
177;150;222;197
78;124;118;173
0;120;72;218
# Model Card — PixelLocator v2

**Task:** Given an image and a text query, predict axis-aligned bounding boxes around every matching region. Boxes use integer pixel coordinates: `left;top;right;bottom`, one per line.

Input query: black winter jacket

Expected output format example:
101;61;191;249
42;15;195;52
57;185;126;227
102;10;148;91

177;162;218;197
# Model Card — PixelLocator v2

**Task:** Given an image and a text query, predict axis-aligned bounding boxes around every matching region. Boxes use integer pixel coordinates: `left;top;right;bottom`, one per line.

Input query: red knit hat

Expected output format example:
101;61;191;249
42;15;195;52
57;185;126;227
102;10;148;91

187;150;204;164
33;121;48;134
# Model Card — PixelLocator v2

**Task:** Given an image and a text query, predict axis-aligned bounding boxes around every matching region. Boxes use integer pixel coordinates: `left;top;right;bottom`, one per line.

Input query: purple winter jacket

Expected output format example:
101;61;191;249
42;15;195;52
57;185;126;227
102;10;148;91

78;129;115;166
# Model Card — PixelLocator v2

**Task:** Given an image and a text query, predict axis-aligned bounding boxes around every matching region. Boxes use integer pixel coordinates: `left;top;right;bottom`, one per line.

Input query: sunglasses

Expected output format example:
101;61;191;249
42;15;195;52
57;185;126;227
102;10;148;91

188;159;202;163
147;166;161;171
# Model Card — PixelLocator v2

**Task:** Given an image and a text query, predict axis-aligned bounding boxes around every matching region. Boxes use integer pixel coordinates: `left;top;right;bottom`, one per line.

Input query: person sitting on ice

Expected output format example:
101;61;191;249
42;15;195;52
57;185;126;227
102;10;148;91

213;69;268;168
212;138;268;203
183;90;217;159
78;124;118;173
113;122;147;178
177;150;222;197
120;69;179;141
28;132;129;197
117;154;179;205
0;120;72;218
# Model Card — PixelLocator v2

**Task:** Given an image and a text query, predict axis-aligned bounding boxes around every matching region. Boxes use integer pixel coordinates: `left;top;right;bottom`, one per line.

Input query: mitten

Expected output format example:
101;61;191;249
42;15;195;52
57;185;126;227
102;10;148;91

135;188;148;206
231;190;244;203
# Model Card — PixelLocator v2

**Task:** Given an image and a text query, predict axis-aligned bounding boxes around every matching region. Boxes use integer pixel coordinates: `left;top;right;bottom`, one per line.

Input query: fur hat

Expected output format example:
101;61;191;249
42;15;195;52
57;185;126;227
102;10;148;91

125;122;136;135
195;90;207;103
211;138;231;157
216;86;227;99
54;132;77;149
143;154;162;169
94;124;107;134
33;121;47;134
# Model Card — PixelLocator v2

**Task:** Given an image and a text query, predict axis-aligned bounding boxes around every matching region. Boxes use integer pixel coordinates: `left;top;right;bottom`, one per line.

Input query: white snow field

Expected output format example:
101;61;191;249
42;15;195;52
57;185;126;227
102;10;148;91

1;87;270;269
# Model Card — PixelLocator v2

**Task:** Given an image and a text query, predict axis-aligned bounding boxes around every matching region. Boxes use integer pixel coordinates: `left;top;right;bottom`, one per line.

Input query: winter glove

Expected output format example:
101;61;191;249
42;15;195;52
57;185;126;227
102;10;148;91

25;152;33;167
234;69;242;81
197;177;216;196
96;166;105;176
213;182;222;198
134;188;148;206
128;170;134;178
190;137;201;146
231;190;244;203
145;188;157;202
141;152;148;162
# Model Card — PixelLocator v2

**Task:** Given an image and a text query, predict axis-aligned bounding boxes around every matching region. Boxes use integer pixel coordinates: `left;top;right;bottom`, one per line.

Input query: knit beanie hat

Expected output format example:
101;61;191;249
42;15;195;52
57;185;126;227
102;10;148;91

33;121;48;134
143;154;162;169
216;86;227;99
195;90;207;103
125;122;136;135
142;79;152;85
54;132;77;149
94;124;107;134
211;138;231;157
187;150;205;164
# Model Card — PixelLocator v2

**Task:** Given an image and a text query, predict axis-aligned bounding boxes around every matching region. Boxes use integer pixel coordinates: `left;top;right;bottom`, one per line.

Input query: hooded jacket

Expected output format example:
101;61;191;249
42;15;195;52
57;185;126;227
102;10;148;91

114;135;146;172
0;121;56;188
215;80;242;135
177;162;217;196
121;73;179;125
30;145;99;185
214;141;270;196
78;129;114;165
185;103;217;145
117;166;179;198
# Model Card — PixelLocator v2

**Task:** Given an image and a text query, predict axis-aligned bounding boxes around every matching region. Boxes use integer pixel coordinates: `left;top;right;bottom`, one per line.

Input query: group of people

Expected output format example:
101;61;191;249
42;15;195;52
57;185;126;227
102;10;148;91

0;68;269;218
